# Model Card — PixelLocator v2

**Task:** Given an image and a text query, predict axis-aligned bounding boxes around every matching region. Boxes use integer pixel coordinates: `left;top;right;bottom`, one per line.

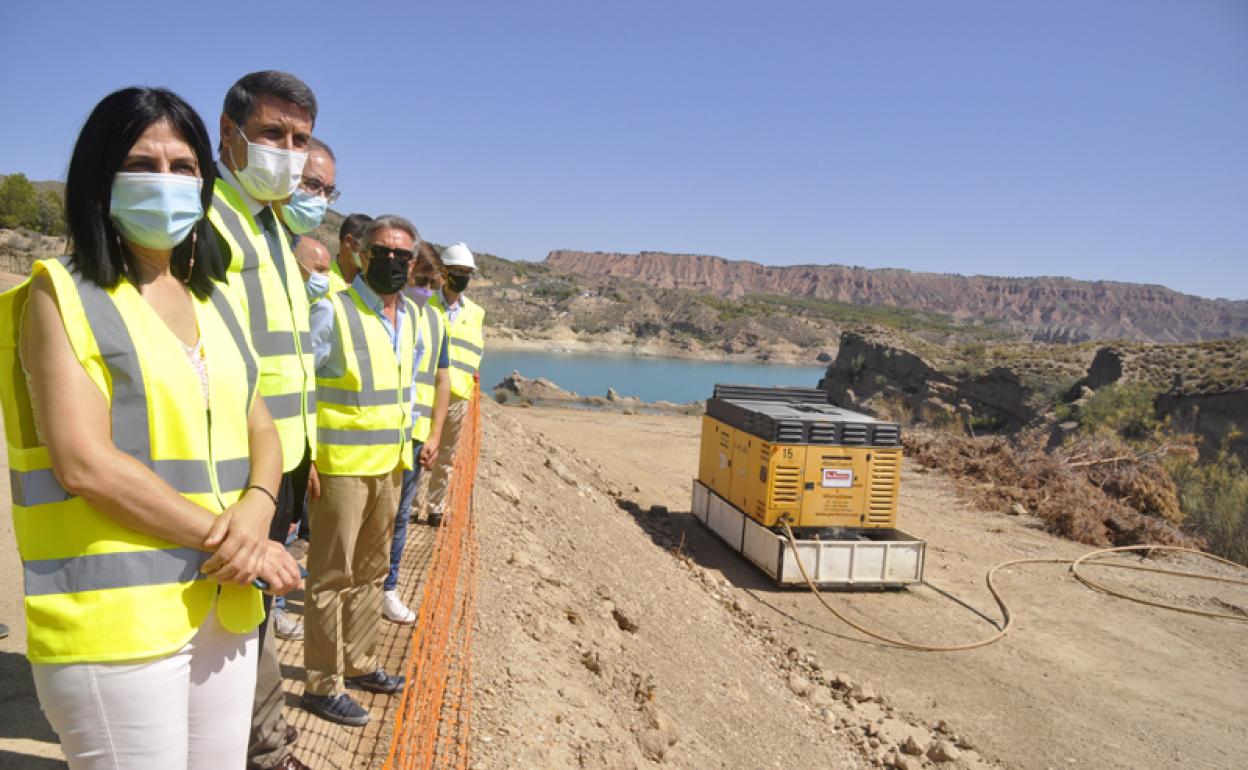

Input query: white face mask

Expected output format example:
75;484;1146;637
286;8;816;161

229;125;308;202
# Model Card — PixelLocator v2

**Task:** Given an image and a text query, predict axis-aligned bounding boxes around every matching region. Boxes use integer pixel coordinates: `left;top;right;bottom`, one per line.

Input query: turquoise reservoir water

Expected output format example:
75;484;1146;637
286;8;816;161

480;349;827;404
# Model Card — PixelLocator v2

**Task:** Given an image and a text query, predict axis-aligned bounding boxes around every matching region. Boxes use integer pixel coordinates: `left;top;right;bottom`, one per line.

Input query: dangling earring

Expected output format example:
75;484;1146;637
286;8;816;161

186;231;197;284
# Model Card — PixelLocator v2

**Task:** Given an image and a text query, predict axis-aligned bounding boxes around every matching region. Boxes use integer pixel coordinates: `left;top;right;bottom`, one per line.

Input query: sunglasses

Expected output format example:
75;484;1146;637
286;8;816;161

368;245;414;263
410;274;439;288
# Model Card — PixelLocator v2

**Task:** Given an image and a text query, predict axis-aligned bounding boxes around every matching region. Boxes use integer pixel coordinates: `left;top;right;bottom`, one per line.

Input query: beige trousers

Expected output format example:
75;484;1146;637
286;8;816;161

425;397;470;516
303;467;403;696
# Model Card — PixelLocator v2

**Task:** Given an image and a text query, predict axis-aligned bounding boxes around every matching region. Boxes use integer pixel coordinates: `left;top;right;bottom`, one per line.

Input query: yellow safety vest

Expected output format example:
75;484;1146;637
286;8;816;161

315;287;418;476
327;269;349;294
410;300;446;443
0;258;264;664
209;178;316;471
429;293;484;399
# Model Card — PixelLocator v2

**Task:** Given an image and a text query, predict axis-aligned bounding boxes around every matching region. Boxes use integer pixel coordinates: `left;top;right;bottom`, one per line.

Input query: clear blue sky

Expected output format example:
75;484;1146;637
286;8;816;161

1;0;1244;299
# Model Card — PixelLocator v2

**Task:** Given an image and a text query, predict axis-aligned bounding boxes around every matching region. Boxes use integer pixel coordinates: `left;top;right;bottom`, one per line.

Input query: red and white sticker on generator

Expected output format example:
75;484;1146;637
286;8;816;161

821;468;854;488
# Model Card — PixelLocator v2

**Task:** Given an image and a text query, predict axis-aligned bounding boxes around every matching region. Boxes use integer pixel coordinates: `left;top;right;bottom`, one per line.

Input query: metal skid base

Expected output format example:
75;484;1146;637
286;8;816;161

690;480;925;588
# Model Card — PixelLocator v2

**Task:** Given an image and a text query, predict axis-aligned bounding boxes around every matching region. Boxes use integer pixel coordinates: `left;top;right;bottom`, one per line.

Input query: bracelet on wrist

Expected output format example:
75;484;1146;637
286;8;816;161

245;484;279;509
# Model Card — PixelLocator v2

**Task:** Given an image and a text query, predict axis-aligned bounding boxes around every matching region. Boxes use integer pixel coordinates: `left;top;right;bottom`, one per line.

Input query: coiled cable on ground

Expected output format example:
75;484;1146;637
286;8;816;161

779;522;1248;653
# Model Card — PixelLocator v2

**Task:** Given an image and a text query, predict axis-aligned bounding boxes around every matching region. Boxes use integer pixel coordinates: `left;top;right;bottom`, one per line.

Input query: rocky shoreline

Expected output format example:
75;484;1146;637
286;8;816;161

492;371;703;415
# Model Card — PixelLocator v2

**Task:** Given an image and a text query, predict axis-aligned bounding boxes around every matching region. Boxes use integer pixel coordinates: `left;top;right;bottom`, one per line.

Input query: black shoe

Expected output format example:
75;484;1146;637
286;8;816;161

345;667;405;695
427;512;443;527
300;692;369;726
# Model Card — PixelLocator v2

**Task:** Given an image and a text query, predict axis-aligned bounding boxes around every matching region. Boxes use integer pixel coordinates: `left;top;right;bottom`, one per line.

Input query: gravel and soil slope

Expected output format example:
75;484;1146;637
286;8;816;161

495;405;1248;770
471;403;1005;770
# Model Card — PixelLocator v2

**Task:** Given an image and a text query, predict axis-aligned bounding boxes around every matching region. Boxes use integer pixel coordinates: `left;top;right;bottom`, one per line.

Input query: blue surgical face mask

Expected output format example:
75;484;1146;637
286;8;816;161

305;271;330;301
282;188;328;235
110;173;204;250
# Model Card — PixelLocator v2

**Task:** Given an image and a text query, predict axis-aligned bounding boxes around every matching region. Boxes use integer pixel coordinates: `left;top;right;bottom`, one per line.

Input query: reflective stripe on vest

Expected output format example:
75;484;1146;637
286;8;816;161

24;546;208;597
11;458;251;507
210;180;316;470
314;288;415;475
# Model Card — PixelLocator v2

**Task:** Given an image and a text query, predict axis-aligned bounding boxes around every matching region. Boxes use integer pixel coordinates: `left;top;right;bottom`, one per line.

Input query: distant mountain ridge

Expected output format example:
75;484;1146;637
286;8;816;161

544;250;1248;343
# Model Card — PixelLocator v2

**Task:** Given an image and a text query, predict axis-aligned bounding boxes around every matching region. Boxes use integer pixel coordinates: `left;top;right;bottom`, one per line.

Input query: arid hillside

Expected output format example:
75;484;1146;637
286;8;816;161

545;250;1248;343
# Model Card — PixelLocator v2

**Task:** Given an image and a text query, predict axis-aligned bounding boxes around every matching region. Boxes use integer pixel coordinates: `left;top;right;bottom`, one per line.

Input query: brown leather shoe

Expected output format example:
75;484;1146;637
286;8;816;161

272;753;312;770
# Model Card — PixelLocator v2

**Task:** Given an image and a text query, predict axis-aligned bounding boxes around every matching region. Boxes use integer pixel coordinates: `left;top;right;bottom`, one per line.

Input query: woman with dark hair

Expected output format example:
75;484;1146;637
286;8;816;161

0;87;300;769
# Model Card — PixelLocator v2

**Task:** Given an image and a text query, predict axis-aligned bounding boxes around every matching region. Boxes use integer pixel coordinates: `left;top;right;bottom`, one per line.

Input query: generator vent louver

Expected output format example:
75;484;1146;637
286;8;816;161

769;465;801;505
808;423;837;444
839;424;868;445
867;451;900;525
871;425;901;446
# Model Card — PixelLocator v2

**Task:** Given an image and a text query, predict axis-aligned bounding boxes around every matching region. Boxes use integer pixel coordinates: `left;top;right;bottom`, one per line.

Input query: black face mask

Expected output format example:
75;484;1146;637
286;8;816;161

364;256;409;295
446;272;471;293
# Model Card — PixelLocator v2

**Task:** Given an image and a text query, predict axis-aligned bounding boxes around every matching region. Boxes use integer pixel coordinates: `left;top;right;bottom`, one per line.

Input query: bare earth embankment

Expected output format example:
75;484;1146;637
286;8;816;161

477;405;1247;770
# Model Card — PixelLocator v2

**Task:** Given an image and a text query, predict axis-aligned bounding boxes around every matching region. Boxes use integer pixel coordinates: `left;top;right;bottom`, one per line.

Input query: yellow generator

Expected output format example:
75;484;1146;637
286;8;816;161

692;385;925;588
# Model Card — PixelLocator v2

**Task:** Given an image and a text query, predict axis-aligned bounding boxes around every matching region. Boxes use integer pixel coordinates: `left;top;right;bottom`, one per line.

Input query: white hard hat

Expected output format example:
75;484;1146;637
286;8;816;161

442;242;476;270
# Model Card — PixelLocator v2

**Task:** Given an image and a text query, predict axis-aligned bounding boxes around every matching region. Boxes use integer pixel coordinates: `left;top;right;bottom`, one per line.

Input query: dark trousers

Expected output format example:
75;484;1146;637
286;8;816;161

385;441;424;592
249;443;310;768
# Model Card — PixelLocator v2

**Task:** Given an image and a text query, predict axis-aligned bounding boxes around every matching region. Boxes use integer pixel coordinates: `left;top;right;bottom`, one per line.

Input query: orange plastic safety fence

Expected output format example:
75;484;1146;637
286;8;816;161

384;385;482;770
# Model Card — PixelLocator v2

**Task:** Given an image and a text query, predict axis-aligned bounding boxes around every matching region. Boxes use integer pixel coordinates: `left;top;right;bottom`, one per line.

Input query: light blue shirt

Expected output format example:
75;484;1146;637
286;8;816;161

440;288;463;324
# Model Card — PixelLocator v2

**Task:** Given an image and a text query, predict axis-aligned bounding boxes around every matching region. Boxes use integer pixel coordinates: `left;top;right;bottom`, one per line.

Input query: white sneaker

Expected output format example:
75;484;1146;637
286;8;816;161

273;608;304;640
382;590;416;624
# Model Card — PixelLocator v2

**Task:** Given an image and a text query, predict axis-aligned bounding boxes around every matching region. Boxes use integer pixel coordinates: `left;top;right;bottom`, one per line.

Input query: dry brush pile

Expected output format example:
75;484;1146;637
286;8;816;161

904;431;1198;550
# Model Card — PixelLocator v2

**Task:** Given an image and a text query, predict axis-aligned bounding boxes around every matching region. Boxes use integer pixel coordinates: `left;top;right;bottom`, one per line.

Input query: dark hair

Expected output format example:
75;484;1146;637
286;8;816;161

223;70;318;128
65;87;223;299
339;213;372;243
414;240;443;273
309;136;335;162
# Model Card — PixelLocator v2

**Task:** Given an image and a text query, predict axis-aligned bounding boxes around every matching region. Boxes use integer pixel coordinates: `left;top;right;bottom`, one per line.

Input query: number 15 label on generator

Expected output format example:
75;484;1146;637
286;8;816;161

822;468;854;488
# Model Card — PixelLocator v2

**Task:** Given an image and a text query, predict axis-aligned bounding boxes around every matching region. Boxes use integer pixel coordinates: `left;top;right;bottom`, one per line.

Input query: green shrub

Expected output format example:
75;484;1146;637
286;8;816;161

1079;382;1161;439
1165;437;1248;565
0;174;39;229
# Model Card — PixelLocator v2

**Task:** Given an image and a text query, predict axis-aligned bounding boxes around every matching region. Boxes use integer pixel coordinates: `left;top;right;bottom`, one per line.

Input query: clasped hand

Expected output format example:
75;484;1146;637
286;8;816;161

200;493;301;595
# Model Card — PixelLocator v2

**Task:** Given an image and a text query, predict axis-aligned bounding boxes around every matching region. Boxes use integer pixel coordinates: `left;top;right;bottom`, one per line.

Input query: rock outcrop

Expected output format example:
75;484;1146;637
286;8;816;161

1061;340;1248;460
546;250;1248;343
818;332;1039;431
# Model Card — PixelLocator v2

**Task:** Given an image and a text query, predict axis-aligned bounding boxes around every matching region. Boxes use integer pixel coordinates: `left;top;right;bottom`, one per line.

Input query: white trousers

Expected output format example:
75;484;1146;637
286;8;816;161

32;607;258;770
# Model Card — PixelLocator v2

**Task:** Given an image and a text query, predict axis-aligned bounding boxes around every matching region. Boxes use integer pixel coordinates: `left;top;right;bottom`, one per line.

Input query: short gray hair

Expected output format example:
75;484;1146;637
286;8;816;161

362;215;420;247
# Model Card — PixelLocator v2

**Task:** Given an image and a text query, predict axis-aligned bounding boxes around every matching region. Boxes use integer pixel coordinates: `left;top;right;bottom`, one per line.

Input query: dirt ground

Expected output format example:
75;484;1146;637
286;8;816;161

3;403;1246;770
497;406;1248;770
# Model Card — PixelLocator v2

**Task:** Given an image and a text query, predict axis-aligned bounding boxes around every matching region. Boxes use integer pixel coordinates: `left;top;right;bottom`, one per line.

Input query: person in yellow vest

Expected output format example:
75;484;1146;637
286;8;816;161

382;242;452;624
268;137;338;645
301;215;425;726
424;242;485;526
0;87;300;769
208;70;318;770
331;212;372;290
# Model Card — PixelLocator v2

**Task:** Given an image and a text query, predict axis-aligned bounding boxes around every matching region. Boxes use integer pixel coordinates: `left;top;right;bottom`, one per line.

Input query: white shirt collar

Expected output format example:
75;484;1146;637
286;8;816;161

439;288;463;310
215;159;265;217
